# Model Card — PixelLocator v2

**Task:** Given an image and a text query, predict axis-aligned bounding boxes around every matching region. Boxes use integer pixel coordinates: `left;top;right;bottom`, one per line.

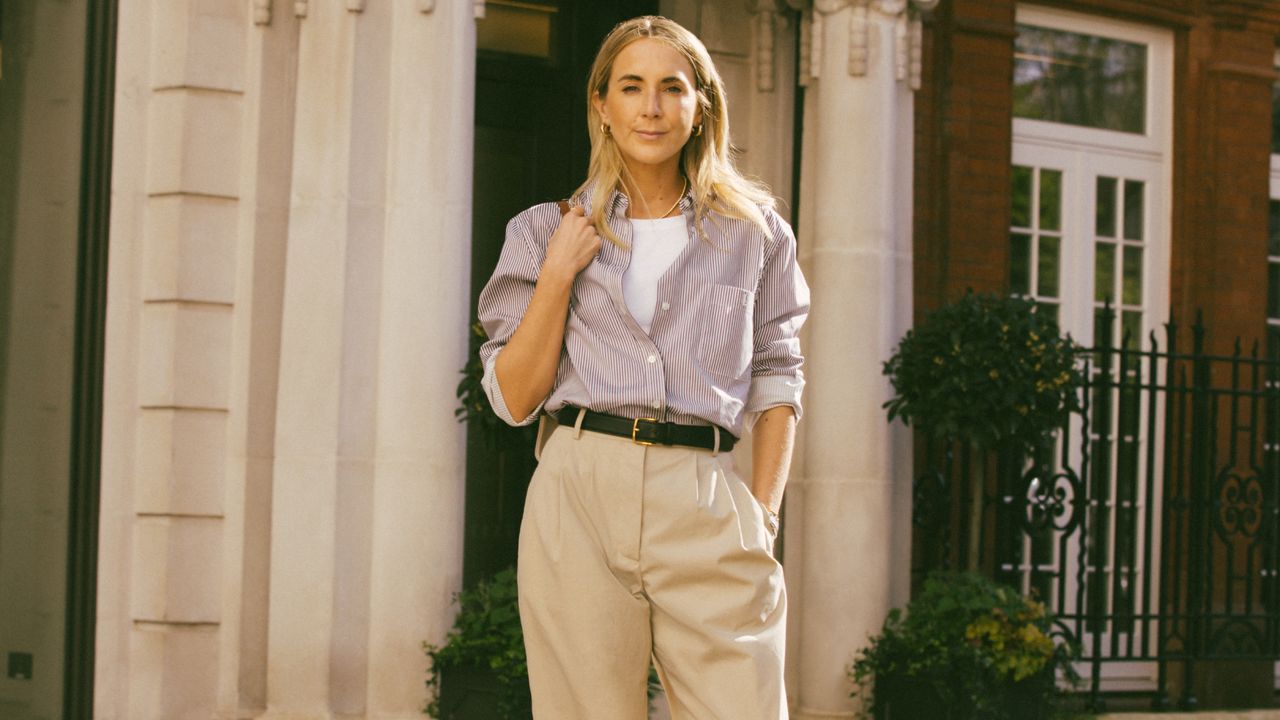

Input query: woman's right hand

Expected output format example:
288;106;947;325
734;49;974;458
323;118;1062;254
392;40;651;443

494;206;600;421
541;206;602;285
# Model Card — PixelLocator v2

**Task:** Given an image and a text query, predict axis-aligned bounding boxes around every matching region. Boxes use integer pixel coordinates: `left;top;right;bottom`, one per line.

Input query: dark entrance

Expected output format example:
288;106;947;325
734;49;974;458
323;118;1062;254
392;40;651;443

464;0;658;588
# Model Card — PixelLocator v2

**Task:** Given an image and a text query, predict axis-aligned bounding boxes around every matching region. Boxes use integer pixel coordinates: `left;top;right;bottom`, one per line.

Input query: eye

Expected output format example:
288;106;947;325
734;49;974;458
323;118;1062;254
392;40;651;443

665;85;684;94
621;85;640;93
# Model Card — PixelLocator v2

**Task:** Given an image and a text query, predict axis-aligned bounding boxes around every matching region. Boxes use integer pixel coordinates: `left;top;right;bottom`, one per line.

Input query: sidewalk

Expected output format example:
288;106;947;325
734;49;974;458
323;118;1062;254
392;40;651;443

1095;707;1280;712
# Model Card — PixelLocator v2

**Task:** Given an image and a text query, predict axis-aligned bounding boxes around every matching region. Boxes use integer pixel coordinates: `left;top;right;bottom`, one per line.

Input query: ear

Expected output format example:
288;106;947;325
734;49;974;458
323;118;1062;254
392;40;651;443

593;92;610;126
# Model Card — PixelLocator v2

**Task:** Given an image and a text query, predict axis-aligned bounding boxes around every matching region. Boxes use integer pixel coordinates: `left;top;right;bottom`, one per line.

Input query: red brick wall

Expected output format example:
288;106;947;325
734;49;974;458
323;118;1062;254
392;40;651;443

914;0;1017;320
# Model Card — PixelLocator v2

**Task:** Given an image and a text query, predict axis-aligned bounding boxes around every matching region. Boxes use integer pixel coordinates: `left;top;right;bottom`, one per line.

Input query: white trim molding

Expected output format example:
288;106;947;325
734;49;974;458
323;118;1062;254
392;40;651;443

752;1;796;93
801;0;939;88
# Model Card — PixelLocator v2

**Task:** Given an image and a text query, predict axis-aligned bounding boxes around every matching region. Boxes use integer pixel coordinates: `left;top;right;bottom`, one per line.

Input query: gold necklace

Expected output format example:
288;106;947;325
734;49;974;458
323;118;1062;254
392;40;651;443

635;178;687;219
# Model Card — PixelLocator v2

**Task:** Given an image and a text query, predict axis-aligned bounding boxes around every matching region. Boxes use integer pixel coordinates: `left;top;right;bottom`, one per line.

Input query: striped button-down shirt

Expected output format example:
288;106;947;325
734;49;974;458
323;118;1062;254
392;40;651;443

478;186;809;438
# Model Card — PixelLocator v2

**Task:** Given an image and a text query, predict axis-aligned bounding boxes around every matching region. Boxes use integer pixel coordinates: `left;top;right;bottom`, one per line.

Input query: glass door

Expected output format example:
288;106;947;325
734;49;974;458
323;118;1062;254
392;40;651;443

1009;3;1173;692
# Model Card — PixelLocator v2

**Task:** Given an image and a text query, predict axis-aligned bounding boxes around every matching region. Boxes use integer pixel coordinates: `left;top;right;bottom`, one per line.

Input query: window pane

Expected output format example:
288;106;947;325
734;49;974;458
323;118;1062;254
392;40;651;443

1097;176;1118;238
1269;200;1280;257
1095;242;1116;303
1038;235;1060;297
1273;78;1280;155
1036;301;1060;325
477;2;557;58
1094;307;1112;349
1011;233;1032;295
1014;25;1147;134
1124;180;1144;241
1012;165;1033;228
1270;262;1280;321
1122;245;1143;306
1040;169;1062;231
1122;310;1142;350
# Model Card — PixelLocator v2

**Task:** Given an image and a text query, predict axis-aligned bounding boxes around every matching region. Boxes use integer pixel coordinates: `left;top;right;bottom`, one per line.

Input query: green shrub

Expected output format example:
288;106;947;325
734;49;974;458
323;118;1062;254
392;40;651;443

850;572;1079;720
882;292;1084;454
424;568;529;719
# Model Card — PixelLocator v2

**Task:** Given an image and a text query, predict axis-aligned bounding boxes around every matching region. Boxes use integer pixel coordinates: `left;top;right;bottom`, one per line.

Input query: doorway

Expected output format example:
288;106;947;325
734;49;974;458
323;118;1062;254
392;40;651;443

464;0;658;588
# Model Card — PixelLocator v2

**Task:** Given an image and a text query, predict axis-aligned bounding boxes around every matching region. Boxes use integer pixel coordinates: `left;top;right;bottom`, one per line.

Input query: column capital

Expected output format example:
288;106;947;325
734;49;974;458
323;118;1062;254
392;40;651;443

804;0;939;17
800;0;937;88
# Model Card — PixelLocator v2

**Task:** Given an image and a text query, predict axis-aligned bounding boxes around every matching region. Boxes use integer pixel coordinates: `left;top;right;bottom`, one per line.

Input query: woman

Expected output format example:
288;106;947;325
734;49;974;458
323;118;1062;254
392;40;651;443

477;15;809;719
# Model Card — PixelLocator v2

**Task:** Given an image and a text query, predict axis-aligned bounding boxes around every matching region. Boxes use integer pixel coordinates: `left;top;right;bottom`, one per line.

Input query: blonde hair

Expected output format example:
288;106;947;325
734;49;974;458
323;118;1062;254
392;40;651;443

577;16;776;247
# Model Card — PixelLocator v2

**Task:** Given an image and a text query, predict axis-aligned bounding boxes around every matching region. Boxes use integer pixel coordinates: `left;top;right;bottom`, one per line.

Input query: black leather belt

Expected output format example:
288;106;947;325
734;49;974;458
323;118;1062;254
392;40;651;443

555;407;736;452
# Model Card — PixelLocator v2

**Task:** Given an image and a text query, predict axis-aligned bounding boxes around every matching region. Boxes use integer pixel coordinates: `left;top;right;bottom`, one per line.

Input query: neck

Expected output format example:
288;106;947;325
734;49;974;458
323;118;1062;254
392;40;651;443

623;163;685;219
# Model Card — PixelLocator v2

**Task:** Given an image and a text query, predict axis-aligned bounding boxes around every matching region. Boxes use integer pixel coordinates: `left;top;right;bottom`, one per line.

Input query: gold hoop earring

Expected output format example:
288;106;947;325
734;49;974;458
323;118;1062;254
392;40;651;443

693;124;703;137
601;122;611;137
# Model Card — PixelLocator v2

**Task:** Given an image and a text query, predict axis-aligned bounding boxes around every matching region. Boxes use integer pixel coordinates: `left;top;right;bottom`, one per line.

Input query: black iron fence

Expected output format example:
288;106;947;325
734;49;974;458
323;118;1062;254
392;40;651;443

912;309;1280;710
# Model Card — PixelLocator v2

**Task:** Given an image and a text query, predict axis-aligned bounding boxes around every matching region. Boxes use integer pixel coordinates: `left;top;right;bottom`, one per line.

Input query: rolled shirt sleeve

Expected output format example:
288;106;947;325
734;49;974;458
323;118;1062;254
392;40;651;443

477;213;545;427
744;209;811;423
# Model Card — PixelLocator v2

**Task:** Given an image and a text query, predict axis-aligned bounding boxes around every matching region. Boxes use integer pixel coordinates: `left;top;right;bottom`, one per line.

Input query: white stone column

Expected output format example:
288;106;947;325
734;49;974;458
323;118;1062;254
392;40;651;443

262;1;474;718
790;1;932;717
263;0;374;714
217;2;299;718
365;1;474;717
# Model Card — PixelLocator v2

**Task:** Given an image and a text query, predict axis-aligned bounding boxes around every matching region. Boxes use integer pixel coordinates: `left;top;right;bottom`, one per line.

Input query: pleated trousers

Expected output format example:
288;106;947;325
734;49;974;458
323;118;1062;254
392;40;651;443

517;423;788;720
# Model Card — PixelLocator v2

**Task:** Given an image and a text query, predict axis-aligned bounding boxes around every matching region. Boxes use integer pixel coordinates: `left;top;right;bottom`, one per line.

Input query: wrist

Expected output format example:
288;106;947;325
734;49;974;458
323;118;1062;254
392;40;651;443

537;262;578;291
762;505;780;535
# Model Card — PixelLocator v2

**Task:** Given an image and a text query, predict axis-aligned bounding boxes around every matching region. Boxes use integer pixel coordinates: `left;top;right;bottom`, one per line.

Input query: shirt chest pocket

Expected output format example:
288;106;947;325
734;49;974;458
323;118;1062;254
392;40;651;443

697;284;754;379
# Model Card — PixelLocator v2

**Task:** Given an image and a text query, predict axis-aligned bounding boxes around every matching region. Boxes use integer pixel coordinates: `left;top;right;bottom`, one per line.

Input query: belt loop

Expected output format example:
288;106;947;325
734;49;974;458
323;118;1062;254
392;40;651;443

573;407;587;439
711;425;720;457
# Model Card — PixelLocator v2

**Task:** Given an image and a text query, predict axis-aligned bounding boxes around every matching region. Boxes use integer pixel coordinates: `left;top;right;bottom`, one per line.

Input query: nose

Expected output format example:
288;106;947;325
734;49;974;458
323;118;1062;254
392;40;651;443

643;88;662;118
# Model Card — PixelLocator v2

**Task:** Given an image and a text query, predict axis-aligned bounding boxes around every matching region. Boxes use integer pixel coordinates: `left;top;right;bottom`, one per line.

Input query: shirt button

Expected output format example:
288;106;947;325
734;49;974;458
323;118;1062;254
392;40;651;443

660;301;670;311
652;400;661;409
647;354;657;364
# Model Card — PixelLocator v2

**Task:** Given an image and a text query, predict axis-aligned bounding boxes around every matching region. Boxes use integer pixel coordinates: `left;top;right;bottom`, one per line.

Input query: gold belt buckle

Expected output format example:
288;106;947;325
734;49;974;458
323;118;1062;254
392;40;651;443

632;417;658;446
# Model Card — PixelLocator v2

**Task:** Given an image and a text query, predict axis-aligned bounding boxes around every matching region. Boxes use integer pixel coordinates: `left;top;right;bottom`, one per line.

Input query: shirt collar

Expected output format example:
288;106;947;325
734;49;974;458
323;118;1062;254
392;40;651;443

573;179;693;219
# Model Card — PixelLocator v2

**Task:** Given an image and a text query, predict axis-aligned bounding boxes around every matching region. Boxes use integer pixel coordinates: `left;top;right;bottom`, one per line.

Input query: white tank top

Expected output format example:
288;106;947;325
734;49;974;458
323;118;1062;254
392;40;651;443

622;216;689;334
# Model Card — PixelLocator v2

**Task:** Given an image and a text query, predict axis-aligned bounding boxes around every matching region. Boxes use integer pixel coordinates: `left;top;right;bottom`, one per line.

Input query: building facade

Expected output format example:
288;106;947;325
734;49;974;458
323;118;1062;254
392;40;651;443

4;0;1280;719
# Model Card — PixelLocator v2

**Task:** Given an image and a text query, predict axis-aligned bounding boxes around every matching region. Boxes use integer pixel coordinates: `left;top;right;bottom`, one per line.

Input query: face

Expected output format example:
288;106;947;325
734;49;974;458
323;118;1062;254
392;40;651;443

594;37;703;176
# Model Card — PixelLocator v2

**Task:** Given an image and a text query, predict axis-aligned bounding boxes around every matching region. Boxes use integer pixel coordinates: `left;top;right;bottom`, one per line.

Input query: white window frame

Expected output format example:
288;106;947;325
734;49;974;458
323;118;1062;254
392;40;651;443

1268;47;1280;691
1014;4;1174;695
1268;49;1280;339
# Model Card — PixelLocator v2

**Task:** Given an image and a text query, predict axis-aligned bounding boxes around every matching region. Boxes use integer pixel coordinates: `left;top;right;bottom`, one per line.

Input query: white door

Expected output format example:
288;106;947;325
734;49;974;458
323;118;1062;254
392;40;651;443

1009;3;1173;693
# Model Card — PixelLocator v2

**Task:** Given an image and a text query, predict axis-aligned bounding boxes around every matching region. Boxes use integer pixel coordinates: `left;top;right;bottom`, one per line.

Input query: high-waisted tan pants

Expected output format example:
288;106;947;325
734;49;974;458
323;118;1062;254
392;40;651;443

517;423;787;719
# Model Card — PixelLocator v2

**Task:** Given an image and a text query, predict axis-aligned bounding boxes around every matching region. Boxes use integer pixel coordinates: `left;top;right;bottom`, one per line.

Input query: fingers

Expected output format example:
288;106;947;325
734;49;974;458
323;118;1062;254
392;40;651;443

546;206;602;276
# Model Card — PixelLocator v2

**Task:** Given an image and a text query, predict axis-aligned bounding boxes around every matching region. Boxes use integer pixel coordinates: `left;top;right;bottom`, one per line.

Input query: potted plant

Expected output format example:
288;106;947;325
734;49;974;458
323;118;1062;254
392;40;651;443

849;572;1078;720
424;567;531;719
882;292;1083;567
424;566;665;719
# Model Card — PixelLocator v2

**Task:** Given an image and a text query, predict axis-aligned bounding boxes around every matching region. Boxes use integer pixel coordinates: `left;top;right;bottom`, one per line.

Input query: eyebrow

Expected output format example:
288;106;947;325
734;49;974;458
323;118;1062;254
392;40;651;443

617;74;689;85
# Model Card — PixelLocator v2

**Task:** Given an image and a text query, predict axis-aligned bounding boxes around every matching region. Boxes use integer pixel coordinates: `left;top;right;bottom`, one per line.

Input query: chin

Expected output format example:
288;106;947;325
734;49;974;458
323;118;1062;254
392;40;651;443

621;145;684;169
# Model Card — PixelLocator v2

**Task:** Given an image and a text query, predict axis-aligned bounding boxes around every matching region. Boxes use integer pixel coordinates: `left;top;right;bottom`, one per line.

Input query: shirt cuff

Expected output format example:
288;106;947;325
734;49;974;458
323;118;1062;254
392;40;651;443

744;373;805;428
483;350;543;427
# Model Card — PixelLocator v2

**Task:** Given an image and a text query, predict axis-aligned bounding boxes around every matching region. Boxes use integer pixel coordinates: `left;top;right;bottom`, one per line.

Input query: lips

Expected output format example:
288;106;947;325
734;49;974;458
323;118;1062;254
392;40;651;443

634;130;666;140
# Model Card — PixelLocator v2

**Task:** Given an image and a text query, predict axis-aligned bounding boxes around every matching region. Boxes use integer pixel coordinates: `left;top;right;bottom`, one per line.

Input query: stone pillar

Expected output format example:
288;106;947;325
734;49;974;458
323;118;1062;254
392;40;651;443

262;1;473;718
365;1;475;716
790;1;933;717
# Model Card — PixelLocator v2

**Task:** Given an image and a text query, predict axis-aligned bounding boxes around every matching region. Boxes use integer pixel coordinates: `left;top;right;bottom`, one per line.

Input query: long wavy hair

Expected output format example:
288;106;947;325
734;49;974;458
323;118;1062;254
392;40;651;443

577;16;775;247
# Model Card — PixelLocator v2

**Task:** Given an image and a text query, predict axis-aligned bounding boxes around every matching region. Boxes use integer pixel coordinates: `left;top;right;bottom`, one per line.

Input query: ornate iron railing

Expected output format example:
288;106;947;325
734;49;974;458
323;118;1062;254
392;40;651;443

911;308;1280;710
